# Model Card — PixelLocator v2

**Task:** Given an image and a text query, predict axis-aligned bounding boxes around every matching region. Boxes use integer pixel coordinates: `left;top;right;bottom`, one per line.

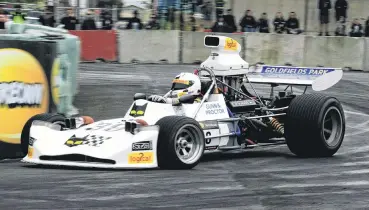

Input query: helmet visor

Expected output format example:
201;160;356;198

171;79;192;90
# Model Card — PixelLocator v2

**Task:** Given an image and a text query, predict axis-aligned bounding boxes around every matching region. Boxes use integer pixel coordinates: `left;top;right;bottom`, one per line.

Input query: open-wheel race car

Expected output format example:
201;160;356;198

21;35;346;170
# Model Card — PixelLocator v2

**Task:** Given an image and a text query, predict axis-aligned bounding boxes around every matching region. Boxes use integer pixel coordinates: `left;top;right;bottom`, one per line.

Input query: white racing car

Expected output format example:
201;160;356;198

21;35;346;169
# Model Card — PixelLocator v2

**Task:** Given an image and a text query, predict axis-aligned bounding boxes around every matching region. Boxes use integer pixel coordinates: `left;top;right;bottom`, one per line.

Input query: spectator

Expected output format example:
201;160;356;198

258;13;270;33
101;12;113;30
273;12;286;33
60;8;79;30
286;12;302;34
202;1;213;21
81;10;97;30
211;16;232;33
223;9;237;32
145;14;160;30
215;0;225;18
335;16;346;36
318;0;332;36
126;10;143;30
334;0;348;22
0;5;8;29
349;18;363;37
39;9;56;27
365;17;369;37
10;5;26;24
240;10;257;32
196;0;205;13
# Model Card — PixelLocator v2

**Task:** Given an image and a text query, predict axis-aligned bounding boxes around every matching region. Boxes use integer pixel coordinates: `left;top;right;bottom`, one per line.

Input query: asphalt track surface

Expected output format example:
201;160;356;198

1;64;369;210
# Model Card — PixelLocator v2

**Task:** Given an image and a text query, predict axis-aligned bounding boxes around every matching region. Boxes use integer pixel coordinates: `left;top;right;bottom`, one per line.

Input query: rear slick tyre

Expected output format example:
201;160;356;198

285;94;345;157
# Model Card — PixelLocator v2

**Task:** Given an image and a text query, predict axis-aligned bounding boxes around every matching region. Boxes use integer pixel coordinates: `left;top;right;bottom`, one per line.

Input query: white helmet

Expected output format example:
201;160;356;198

170;72;201;98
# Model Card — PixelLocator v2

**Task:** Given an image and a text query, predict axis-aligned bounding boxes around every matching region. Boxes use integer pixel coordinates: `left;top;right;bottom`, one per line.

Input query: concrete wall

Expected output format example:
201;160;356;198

303;36;365;69
364;38;369;71
118;30;180;64
245;33;305;66
116;30;369;71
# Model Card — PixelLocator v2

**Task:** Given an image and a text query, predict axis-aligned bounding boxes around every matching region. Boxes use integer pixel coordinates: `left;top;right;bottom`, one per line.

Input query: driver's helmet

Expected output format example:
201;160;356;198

170;72;201;98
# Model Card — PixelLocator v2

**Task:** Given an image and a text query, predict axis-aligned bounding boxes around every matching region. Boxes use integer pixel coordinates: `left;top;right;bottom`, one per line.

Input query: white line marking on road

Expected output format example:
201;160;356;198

345;110;369;117
344;169;369;175
341;161;369;166
345;128;369;137
273;181;369;189
338;146;369;155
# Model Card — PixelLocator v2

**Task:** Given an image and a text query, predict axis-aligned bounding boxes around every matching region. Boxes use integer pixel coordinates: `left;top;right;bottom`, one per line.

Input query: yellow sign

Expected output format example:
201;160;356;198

28;147;34;158
51;58;60;105
224;38;238;51
128;152;153;164
0;48;49;144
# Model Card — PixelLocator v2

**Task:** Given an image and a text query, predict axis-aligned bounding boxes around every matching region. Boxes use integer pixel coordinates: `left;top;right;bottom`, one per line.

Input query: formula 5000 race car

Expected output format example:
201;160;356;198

20;35;345;170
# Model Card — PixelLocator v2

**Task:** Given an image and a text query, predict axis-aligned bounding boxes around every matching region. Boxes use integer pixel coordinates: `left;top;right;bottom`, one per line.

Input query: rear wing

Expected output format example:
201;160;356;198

246;65;343;91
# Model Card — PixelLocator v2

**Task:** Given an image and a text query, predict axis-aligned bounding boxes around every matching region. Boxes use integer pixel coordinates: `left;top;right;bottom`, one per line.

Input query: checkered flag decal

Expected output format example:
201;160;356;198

84;135;112;147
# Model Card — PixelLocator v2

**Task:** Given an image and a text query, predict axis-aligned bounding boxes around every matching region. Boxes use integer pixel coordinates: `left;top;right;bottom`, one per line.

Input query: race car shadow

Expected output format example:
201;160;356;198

200;148;347;163
21;164;161;171
200;149;294;163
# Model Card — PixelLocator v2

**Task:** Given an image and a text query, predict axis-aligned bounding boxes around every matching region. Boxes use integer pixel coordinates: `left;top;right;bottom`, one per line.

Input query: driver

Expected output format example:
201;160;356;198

148;72;202;104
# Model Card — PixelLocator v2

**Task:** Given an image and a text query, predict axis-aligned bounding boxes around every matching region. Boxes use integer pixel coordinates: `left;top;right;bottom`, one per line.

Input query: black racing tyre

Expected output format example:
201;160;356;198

155;116;205;169
285;93;345;157
20;113;66;156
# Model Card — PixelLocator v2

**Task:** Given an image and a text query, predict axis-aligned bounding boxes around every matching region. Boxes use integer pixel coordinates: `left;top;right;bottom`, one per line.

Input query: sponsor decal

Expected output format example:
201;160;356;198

128;152;153;164
27;147;34;158
205;146;218;150
261;66;335;76
29;137;36;146
224;38;237;51
230;100;256;107
205;103;225;115
64;134;112;147
199;121;219;130
129;103;148;117
0;48;49;144
177;91;187;97
132;141;152;151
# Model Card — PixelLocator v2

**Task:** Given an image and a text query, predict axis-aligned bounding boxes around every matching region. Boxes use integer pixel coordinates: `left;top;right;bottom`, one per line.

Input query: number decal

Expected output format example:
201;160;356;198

205;132;212;144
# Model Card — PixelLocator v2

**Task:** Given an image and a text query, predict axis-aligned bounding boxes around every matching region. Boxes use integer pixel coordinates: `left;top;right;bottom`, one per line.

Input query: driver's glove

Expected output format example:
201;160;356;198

148;95;167;103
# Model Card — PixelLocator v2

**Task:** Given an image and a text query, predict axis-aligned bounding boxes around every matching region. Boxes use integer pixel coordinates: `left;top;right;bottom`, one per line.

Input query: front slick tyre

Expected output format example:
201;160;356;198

285;94;345;157
155;116;205;169
20;113;66;156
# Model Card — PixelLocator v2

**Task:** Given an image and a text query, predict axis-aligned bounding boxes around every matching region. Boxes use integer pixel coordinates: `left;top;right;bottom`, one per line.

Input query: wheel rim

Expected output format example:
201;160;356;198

322;106;343;147
174;124;204;164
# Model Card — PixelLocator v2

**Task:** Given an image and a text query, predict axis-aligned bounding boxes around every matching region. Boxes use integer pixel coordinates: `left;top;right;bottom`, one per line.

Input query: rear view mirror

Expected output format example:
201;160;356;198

134;93;146;101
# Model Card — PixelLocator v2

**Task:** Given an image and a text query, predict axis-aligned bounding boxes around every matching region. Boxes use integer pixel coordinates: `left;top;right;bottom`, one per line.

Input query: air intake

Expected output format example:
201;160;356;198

39;154;116;164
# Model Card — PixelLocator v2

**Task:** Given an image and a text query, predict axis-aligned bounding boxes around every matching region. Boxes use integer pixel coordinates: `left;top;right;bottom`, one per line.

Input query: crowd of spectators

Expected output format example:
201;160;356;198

1;1;369;38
